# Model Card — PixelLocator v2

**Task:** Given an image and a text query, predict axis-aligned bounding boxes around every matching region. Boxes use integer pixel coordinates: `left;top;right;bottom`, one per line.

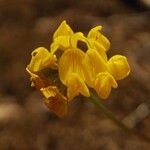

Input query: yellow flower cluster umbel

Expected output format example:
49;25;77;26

26;21;130;117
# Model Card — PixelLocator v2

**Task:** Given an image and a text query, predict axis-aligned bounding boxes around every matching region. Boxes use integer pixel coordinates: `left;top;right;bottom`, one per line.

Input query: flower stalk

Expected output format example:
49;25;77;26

89;92;150;143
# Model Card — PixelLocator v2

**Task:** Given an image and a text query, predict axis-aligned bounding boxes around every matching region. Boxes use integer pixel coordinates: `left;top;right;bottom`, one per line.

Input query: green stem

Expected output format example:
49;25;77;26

88;93;150;143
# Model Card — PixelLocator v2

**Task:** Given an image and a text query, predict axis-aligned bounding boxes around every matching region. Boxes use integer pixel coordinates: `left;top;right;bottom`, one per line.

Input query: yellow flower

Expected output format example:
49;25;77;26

83;48;130;99
83;49;118;99
58;48;90;101
86;26;111;62
51;20;73;53
26;47;68;117
107;55;130;80
28;47;57;72
26;20;131;117
51;21;130;100
51;20;86;53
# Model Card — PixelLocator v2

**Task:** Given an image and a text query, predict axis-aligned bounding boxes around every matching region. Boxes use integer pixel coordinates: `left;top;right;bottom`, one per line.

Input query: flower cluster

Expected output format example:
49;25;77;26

26;21;130;117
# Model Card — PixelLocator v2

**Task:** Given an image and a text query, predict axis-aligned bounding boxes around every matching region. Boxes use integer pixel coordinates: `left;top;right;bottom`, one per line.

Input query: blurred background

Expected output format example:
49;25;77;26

0;0;150;149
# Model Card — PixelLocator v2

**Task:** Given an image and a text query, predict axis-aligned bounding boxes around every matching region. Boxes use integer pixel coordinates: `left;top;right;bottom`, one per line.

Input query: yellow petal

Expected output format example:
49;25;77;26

94;72;118;99
41;86;68;117
86;49;107;74
53;20;74;39
83;49;108;87
70;32;86;48
28;47;57;72
87;39;108;61
58;48;85;84
51;36;70;53
107;55;130;80
51;32;86;53
88;26;110;51
58;49;89;100
88;26;103;37
50;42;59;54
82;54;96;87
66;73;90;100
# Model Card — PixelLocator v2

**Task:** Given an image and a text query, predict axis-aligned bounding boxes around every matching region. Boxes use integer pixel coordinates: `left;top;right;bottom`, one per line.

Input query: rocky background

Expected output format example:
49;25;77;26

0;0;150;149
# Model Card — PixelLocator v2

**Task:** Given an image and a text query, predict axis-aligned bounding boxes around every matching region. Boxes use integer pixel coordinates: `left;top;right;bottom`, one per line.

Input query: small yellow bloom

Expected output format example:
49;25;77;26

26;47;68;117
51;20;87;54
28;47;57;72
58;48;90;100
83;49;117;99
51;20;74;53
83;48;130;99
26;20;131;117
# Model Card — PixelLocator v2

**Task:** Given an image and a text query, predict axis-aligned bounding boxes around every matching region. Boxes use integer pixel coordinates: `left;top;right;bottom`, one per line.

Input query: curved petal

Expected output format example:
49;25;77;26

83;49;108;87
87;39;108;61
86;49;107;74
58;49;89;100
88;26;102;37
29;47;57;72
53;20;74;39
51;36;70;53
107;55;130;80
51;32;87;53
82;54;96;87
59;49;85;84
66;73;90;100
88;26;110;51
94;72;118;99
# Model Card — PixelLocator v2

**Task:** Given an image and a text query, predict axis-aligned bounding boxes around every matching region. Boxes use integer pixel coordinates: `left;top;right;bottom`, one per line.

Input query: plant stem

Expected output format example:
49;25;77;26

88;93;150;143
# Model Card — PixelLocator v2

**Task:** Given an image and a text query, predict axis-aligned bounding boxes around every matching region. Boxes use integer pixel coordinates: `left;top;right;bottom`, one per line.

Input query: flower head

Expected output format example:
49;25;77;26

26;20;130;116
